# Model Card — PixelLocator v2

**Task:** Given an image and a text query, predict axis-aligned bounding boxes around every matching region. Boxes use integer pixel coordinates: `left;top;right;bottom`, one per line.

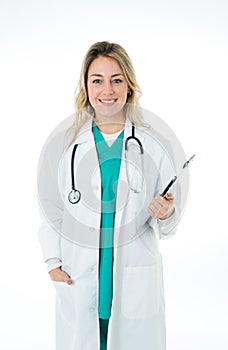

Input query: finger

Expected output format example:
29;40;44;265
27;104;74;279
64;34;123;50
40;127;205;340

164;192;174;201
159;206;175;220
152;201;162;213
148;196;164;217
148;193;173;219
152;196;164;211
148;196;174;219
155;194;164;206
66;278;73;285
147;206;159;219
148;202;162;218
50;269;73;284
65;276;73;285
148;202;160;215
62;271;73;285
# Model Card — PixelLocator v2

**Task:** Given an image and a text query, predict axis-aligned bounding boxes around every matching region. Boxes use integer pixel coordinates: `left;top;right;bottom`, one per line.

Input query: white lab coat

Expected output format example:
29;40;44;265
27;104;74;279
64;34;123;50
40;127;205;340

38;116;179;350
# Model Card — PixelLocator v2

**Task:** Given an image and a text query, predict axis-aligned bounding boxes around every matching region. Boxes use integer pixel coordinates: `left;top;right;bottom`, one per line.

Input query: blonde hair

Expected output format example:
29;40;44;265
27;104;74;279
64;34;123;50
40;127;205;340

66;41;149;148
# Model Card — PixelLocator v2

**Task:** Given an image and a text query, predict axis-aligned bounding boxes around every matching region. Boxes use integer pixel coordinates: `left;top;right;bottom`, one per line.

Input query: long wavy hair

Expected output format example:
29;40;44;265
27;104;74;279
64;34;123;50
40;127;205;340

65;41;148;149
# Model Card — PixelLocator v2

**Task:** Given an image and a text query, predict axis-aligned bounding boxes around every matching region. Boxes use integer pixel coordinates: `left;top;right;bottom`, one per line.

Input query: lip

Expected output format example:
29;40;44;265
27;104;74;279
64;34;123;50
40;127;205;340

98;99;118;104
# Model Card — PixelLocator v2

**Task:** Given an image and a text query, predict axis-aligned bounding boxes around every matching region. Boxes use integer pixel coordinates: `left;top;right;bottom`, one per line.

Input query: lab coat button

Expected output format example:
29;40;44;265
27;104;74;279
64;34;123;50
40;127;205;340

89;227;95;232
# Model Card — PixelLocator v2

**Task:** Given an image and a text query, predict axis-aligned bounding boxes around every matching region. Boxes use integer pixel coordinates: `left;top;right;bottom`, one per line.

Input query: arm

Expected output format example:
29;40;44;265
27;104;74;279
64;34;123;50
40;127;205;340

147;152;180;239
37;130;71;281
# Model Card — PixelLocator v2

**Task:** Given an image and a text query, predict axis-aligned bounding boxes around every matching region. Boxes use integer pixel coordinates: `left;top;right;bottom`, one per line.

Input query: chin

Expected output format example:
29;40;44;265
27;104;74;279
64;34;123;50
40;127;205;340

94;103;125;120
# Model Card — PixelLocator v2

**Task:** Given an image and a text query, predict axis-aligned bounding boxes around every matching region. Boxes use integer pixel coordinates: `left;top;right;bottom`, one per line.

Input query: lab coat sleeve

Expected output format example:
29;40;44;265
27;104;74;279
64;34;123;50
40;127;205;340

46;257;62;272
147;208;179;240
37;131;66;263
157;206;179;239
38;219;62;262
147;150;180;239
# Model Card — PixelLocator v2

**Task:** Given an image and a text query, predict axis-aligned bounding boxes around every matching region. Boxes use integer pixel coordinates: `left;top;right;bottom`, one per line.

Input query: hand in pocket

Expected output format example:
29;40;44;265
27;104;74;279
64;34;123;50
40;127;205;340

49;267;73;285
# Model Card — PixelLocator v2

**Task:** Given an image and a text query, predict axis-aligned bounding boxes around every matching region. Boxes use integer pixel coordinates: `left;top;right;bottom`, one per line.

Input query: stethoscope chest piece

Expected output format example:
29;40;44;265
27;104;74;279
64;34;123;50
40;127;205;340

68;189;81;204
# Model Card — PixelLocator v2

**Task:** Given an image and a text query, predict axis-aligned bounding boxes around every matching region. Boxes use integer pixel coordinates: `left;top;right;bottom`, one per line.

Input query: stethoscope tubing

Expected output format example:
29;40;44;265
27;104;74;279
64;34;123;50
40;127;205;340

71;144;78;190
68;123;195;203
125;124;144;154
68;123;143;203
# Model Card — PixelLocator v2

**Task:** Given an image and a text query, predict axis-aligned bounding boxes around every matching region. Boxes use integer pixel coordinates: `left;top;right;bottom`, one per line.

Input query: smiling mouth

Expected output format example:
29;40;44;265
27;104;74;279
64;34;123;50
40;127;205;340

99;99;118;104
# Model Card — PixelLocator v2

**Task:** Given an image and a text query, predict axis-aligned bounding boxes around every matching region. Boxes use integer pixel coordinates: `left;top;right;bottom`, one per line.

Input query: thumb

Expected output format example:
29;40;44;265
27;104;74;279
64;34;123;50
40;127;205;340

164;192;174;200
62;271;73;285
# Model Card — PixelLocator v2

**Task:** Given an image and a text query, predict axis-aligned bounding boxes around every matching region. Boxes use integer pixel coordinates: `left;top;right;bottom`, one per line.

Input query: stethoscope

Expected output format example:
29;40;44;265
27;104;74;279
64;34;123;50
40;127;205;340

68;123;143;204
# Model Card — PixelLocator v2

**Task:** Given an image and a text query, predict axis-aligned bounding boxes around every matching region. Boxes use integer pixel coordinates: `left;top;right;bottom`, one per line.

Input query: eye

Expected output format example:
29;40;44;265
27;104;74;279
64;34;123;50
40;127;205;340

112;79;122;83
92;79;102;84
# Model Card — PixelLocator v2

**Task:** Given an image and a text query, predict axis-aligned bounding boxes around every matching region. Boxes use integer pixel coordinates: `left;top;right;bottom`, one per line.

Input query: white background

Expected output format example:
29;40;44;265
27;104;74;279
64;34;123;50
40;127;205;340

0;0;228;349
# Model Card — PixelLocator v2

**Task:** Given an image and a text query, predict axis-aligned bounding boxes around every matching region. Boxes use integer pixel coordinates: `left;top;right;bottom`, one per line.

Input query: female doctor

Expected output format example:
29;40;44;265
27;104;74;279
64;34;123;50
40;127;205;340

38;41;179;350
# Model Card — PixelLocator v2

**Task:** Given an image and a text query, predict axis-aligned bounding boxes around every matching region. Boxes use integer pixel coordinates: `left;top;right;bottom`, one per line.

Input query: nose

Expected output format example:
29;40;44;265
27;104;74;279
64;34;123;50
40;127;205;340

103;80;114;95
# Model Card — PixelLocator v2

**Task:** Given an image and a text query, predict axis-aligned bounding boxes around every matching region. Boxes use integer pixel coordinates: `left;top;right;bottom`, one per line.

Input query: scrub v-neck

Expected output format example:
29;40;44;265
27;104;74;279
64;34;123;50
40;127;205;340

92;123;124;319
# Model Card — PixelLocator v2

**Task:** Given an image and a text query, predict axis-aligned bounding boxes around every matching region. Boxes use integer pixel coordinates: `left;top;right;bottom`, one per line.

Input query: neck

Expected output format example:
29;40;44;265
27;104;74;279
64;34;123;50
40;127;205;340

94;114;125;134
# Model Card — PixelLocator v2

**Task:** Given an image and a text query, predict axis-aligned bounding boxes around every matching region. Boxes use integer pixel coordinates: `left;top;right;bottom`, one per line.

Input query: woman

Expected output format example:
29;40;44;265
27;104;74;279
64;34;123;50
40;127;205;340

38;41;179;350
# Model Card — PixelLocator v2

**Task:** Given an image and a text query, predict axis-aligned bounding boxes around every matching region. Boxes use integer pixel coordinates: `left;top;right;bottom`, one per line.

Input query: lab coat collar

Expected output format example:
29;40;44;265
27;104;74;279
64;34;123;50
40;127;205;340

74;118;94;145
74;116;145;145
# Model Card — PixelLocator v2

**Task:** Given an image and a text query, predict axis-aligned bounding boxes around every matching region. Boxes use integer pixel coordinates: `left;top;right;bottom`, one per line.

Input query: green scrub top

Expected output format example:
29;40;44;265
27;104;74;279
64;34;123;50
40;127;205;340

92;123;124;319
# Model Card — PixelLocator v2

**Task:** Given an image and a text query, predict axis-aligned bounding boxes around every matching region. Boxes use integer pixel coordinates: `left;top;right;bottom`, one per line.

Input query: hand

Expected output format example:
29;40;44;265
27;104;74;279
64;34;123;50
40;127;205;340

49;267;73;285
147;192;175;220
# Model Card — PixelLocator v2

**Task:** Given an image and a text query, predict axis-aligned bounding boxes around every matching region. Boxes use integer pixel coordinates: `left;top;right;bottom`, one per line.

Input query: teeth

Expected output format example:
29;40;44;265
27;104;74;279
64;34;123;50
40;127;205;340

100;99;116;103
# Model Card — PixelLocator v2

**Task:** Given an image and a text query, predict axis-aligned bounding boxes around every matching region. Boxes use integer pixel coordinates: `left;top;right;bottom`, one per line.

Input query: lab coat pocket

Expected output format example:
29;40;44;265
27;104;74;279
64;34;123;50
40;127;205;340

121;265;160;319
53;281;76;327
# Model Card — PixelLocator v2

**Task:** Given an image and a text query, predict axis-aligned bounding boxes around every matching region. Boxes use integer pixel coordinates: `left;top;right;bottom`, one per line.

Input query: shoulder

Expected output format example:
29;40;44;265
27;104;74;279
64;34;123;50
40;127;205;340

137;125;169;154
136;125;176;172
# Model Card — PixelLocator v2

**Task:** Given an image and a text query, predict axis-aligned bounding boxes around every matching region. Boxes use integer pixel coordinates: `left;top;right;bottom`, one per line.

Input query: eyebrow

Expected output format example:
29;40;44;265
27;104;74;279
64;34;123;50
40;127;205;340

89;73;124;78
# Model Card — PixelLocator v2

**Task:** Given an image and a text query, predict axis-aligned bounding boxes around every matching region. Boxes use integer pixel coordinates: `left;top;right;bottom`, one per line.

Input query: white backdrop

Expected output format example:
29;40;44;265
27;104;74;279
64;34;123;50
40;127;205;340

0;0;227;349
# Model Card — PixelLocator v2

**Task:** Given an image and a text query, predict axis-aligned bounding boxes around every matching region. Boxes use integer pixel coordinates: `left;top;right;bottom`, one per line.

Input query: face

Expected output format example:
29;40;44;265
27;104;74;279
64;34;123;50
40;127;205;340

87;56;130;122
